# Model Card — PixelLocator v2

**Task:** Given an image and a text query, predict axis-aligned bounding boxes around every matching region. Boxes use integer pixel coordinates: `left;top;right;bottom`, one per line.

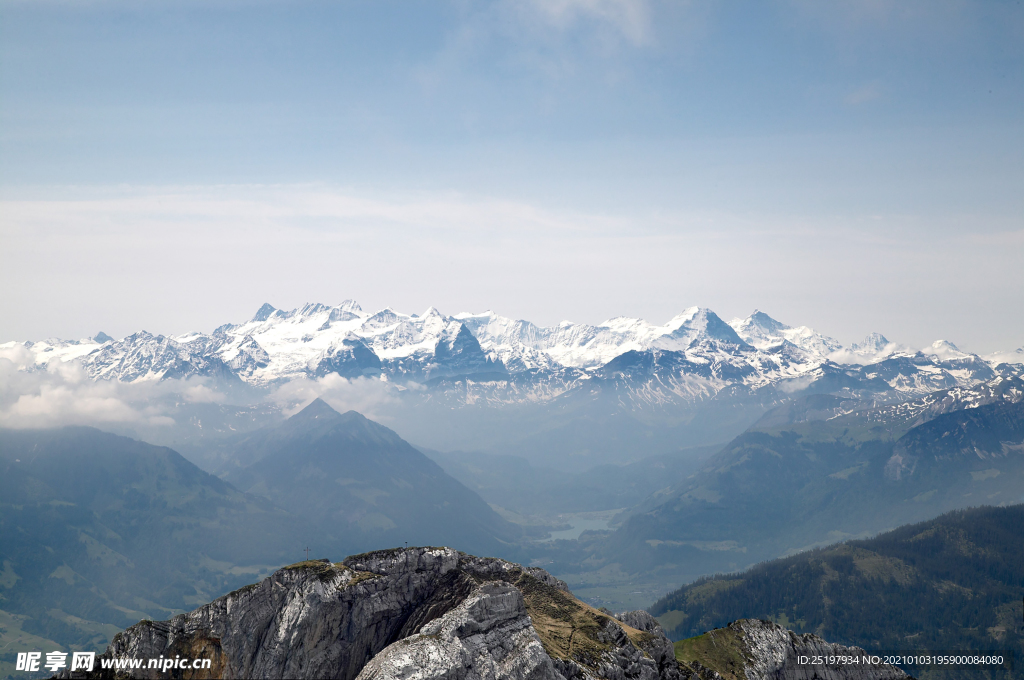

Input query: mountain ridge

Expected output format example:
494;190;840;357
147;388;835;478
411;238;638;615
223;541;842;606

6;302;1023;470
218;399;526;558
526;390;1024;598
63;547;909;680
650;504;1023;679
8;303;1018;399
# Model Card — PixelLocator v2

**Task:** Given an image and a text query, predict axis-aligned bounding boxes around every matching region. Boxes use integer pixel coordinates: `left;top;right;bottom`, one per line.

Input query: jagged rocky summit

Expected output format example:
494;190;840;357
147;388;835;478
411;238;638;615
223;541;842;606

60;548;908;680
10;301;1017;400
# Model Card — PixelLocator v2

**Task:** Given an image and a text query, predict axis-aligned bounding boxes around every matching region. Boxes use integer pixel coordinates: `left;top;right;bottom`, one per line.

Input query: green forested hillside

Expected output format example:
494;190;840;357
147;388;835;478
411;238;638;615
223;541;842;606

551;395;1024;582
651;505;1024;679
0;406;525;679
0;426;297;677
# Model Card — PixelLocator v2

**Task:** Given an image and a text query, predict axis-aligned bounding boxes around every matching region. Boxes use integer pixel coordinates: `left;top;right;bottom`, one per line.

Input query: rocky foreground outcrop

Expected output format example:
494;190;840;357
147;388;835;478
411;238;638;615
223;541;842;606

60;548;908;680
675;619;911;680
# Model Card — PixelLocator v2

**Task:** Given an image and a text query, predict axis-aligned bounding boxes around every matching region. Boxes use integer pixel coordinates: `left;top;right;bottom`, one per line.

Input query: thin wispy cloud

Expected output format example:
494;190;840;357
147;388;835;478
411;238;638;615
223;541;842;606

845;82;882;105
525;0;654;45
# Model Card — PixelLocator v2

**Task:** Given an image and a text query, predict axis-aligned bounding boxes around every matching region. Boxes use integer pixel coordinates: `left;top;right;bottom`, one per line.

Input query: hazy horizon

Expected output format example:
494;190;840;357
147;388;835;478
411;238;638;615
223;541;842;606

2;1;1022;352
1;285;1020;358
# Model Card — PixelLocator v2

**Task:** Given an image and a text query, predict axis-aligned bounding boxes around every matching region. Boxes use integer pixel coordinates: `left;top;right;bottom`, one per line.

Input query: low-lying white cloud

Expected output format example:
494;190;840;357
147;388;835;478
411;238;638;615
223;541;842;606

985;348;1024;366
0;356;227;429
269;373;400;423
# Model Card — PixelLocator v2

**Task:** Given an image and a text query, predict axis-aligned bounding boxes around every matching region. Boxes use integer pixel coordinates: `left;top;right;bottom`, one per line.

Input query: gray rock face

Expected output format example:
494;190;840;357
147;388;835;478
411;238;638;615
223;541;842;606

679;619;910;680
356;582;559;680
65;548;685;680
60;549;907;680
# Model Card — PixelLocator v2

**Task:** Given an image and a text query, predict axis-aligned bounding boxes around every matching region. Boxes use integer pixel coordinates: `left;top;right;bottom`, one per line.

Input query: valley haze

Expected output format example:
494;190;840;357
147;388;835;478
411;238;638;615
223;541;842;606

2;1;1022;677
4;300;1020;469
3;300;1022;613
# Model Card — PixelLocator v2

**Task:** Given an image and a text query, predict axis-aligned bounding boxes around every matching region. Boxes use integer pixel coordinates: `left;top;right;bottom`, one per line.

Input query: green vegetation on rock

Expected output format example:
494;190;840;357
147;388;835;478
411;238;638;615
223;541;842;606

652;505;1024;680
674;626;748;680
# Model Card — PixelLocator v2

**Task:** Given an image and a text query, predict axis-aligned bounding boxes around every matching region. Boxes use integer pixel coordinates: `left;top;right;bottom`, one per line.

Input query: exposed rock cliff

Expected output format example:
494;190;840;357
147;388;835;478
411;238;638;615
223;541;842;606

60;548;908;680
675;619;911;680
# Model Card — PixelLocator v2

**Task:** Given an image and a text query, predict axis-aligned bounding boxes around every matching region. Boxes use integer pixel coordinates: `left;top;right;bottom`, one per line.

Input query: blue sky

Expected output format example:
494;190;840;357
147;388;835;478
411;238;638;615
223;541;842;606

1;0;1022;351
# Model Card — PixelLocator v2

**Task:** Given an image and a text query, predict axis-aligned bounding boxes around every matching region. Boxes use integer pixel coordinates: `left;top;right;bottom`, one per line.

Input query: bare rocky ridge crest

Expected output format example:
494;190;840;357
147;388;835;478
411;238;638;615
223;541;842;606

677;619;911;680
58;548;907;680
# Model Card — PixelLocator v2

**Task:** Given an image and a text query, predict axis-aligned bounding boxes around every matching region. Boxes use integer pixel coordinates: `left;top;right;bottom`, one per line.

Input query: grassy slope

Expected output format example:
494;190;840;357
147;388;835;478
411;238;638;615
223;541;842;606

673;626;749;680
652;505;1024;680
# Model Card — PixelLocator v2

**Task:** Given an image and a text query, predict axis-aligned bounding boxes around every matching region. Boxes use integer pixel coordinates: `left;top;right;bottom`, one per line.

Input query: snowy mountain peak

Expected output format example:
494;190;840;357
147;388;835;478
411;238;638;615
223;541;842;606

747;310;789;334
252;303;277;322
926;339;971;361
666;306;701;325
296;302;331;318
851;333;891;353
729;311;840;358
361;308;405;332
11;302;1021;400
655;307;749;352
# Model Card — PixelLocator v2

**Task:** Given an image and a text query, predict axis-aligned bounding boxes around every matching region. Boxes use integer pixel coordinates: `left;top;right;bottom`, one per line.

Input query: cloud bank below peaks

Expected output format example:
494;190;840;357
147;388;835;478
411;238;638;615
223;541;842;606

0;344;225;429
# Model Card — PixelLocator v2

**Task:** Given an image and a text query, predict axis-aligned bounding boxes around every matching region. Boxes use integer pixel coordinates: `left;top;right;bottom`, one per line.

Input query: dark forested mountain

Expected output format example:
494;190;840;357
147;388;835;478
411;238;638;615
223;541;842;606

894;397;1024;463
533;393;1024;594
0;427;295;663
0;408;528;675
221;399;525;558
651;505;1024;680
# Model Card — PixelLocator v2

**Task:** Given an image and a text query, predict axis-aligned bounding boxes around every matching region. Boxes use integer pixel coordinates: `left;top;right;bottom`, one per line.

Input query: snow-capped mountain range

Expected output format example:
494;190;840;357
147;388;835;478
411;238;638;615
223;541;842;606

5;302;1021;402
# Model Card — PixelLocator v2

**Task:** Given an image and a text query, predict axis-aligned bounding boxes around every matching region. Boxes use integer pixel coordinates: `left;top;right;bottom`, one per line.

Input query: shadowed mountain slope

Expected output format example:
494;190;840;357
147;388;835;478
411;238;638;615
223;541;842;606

0;427;295;660
536;395;1024;587
223;399;525;559
0;413;525;671
652;505;1023;680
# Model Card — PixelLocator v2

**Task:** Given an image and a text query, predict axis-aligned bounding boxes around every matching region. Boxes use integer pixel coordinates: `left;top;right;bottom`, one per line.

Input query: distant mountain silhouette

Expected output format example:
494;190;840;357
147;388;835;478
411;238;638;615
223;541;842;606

0;426;295;652
548;395;1024;582
224;399;524;557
